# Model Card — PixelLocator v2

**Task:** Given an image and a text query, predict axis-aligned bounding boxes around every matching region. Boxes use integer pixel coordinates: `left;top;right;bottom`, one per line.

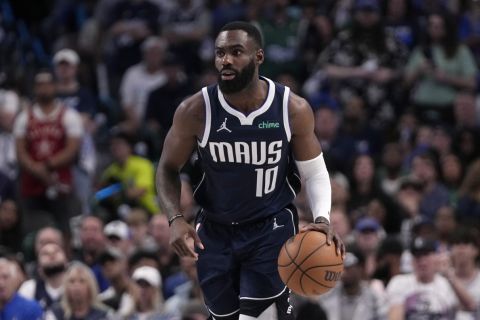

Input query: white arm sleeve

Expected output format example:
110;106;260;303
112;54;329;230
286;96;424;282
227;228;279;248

295;153;331;222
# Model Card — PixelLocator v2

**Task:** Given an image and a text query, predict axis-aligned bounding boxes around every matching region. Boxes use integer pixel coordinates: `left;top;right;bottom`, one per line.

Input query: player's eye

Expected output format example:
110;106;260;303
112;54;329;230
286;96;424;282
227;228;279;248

215;50;225;58
233;49;242;56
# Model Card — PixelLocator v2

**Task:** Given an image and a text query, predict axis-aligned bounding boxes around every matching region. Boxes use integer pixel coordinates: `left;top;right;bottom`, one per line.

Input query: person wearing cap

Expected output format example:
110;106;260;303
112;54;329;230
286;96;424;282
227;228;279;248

354;217;385;278
13;70;84;238
316;0;408;127
98;247;136;318
386;237;476;319
315;247;386;320
128;266;174;320
54;48;98;216
104;220;133;255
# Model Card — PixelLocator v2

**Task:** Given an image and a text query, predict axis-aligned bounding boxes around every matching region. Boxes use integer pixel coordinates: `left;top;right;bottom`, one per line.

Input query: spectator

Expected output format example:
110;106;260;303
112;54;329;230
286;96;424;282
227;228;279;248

0;170;15;204
404;12;478;125
14;71;83;237
373;236;405;287
316;247;386;320
99;131;160;217
330;172;351;210
386;237;476;319
297;6;333;74
24;227;66;278
453;92;479;130
48;262;112;319
104;0;161;82
440;153;464;201
34;227;65;259
125;207;155;250
317;0;408;127
377;142;405;197
0;198;22;253
54;48;98;215
149;214;179;279
104;220;133;255
411;150;450;221
162;0;211;76
164;256;204;317
128;265;173;320
353;217;385;278
348;154;398;232
258;0;302;79
434;205;457;248
19;243;67;313
431;125;453;158
313;104;355;173
127;249;160;276
119;36;168;134
383;0;418;49
458;0;480;65
457;159;480;227
0;88;20;179
144;54;193;160
329;206;353;244
448;227;480;320
0;258;43;319
73;216;109;292
98;247;136;318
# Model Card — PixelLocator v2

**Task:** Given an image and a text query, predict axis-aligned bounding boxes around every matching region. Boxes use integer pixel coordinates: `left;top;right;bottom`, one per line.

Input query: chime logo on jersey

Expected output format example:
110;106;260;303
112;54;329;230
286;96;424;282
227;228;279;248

258;120;280;129
208;140;283;165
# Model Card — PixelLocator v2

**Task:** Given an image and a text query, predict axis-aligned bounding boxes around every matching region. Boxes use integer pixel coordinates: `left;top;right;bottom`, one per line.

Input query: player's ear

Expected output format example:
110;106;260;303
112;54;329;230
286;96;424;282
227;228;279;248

256;48;264;65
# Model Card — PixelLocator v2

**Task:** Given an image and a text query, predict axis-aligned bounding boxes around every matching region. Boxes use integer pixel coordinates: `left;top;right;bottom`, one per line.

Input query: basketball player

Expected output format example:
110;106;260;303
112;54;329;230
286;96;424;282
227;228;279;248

156;21;345;320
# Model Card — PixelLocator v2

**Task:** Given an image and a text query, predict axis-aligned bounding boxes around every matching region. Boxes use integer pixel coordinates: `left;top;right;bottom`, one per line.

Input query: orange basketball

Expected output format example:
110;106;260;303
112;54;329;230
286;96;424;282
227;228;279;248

278;231;344;296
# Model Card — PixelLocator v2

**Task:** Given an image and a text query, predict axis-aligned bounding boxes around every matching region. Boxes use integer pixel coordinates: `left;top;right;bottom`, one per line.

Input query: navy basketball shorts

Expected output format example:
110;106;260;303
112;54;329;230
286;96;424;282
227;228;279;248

195;206;298;319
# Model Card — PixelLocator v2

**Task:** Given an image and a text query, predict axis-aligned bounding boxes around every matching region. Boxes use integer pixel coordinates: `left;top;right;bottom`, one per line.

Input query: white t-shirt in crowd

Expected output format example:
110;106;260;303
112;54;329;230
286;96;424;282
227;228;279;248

387;273;458;319
120;63;167;121
18;279;64;302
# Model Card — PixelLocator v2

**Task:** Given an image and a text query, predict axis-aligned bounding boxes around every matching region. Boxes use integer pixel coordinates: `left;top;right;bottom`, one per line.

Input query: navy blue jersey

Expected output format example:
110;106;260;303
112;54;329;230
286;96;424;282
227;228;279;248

194;77;299;224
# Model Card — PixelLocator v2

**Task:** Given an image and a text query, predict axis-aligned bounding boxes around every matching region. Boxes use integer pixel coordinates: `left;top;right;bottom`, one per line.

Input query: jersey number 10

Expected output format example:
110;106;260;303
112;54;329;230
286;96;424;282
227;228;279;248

255;167;278;197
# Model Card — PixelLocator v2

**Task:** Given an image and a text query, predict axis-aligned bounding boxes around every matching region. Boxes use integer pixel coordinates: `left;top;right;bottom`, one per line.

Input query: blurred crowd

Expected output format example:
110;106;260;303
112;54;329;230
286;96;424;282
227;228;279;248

1;0;480;319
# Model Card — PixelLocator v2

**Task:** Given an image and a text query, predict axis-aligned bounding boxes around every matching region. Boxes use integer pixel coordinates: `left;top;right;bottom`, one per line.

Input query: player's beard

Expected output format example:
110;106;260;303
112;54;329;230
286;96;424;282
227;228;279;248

218;59;256;94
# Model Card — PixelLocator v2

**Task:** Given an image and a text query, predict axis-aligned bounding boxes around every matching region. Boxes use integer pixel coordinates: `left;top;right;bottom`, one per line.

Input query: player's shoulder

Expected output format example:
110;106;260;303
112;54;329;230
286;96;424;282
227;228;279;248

174;90;206;127
287;91;313;119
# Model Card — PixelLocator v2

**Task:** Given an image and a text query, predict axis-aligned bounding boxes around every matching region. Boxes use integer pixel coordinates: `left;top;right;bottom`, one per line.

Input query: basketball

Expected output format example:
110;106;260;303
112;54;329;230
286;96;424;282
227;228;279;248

278;231;344;296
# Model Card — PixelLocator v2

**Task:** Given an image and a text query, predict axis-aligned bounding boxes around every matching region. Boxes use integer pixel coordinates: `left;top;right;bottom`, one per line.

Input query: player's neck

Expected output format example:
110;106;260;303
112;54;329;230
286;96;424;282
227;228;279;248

222;76;268;114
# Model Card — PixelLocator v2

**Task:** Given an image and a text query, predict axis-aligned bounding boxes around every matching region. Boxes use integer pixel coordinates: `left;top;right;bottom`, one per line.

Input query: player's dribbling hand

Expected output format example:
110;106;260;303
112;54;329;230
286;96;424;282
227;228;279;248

169;218;204;260
301;222;345;259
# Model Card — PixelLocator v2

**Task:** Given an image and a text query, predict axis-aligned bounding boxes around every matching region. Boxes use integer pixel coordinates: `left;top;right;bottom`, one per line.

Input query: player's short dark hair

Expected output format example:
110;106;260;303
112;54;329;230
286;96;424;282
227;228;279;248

219;21;263;48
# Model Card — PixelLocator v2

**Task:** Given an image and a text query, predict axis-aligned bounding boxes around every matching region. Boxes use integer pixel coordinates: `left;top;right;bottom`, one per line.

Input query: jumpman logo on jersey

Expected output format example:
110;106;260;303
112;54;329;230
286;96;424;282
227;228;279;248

273;218;284;230
217;118;232;133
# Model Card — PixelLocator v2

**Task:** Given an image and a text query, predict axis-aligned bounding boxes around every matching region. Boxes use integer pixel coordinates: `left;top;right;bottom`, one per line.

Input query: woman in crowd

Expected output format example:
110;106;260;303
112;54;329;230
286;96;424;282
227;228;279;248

47;262;111;320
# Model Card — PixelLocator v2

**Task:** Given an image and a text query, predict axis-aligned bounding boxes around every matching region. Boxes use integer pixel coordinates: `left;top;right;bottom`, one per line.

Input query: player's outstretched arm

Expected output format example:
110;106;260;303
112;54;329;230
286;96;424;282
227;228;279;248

289;92;345;258
156;92;205;260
